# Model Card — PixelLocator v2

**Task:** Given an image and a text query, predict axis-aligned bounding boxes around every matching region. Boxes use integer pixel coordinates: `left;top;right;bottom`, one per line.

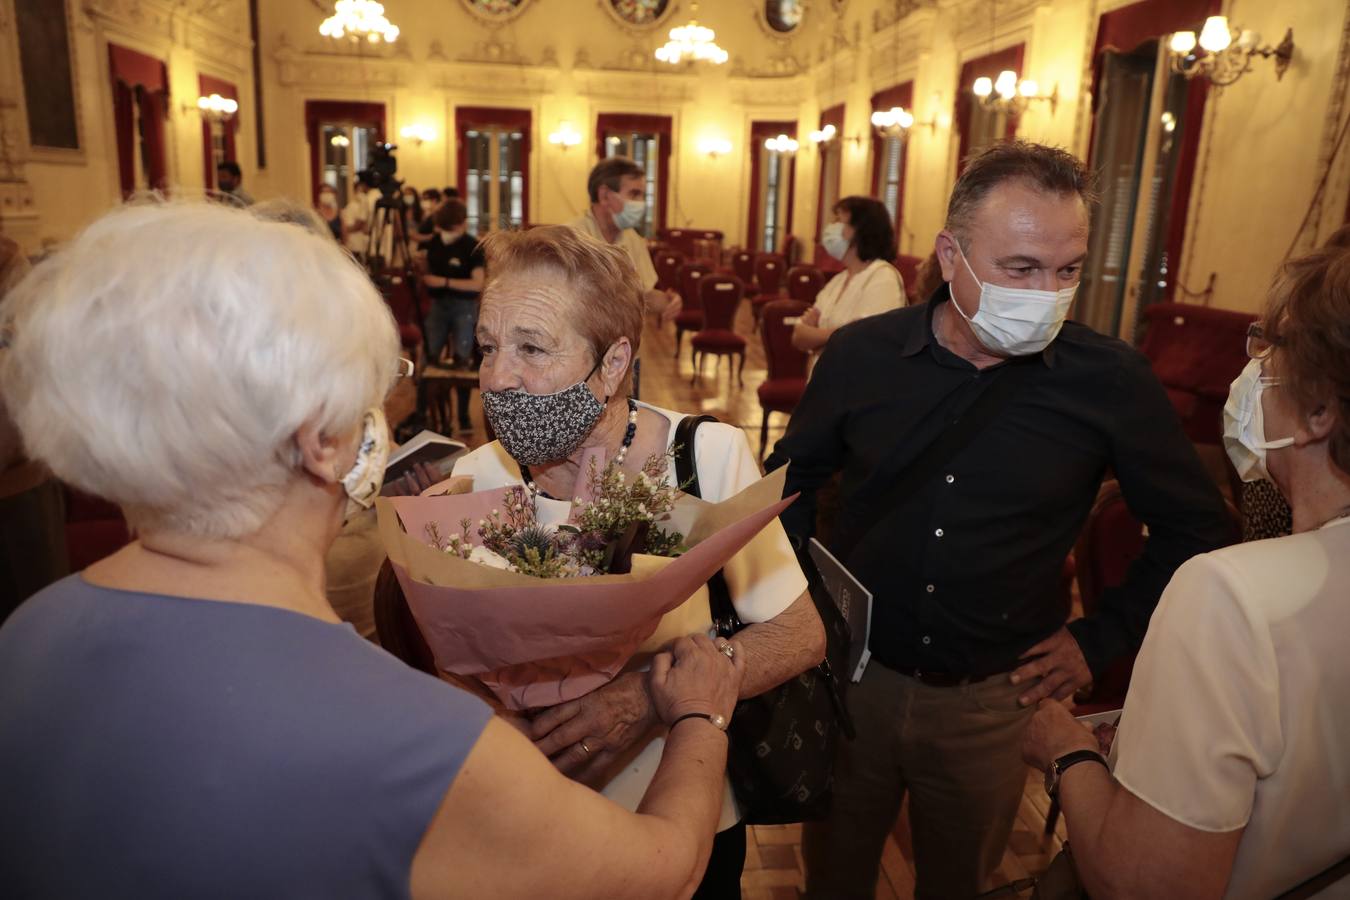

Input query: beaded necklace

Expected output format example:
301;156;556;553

520;398;639;501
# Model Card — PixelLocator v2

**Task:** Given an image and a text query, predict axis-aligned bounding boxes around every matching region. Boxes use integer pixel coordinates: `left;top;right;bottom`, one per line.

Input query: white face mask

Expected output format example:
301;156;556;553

613;198;646;231
821;222;850;261
950;246;1077;356
341;407;390;518
1223;359;1294;483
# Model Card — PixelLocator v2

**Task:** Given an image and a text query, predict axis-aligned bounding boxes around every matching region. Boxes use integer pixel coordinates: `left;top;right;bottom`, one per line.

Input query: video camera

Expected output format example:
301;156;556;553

358;142;403;204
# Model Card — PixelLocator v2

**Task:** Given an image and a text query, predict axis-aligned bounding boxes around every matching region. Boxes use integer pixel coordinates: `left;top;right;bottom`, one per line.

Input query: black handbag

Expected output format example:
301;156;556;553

674;415;854;825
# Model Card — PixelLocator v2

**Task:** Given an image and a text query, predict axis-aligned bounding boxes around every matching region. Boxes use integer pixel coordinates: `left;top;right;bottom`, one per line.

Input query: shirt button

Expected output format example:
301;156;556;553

926;584;935;593
922;635;932;645
935;528;944;538
945;474;955;484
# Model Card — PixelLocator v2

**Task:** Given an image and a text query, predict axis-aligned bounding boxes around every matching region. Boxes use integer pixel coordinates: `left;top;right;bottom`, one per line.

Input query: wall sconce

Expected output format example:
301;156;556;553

399;124;436;146
1168;18;1294;86
763;134;799;155
698;136;732;158
330;133;351;148
870;106;938;141
547;121;582;148
971;71;1059;116
194;93;238;123
808;123;837;145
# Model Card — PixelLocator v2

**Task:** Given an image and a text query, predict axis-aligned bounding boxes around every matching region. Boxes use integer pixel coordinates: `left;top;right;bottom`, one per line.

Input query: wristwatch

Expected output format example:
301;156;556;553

1044;749;1109;799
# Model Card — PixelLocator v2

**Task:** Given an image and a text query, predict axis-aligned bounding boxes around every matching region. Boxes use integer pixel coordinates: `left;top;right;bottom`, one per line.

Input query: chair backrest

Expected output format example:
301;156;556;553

731;249;757;285
760;299;811;381
678;262;713;312
379;274;421;326
786;265;826;304
895;254;923;294
780;233;802;267
756;253;787;295
698;275;743;331
654;249;684;291
690;237;722;268
1138;302;1255;445
373;559;439;675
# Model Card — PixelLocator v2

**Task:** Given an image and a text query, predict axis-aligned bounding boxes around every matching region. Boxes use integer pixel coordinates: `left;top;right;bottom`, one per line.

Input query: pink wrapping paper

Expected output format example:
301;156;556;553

376;466;795;709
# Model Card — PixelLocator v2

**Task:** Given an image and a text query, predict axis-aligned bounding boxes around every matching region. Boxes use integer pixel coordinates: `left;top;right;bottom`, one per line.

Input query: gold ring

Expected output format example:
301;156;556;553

580;739;592;755
720;642;736;660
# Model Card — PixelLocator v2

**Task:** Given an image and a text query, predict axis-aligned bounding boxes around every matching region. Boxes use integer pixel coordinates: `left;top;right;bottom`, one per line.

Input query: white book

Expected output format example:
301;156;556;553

386;430;467;484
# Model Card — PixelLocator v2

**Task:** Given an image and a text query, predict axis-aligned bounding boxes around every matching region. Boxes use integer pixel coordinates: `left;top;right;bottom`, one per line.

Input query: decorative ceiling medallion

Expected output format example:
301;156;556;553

602;0;674;29
764;0;804;33
458;0;530;24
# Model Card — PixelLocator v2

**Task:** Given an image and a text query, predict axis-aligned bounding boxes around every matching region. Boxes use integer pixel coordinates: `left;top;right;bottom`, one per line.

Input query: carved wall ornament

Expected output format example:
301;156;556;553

457;0;530;25
600;0;674;31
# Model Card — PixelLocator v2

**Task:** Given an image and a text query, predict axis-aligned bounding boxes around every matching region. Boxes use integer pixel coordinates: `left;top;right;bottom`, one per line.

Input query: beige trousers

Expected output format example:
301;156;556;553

803;660;1036;900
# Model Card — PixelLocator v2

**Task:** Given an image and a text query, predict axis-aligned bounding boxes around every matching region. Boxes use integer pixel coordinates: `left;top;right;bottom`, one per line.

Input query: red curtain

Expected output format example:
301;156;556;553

112;81;136;198
814;103;846;240
870;81;914;235
198;75;240;190
304;101;386;204
955;44;1024;173
745;121;797;249
108;44;168;198
138;89;168;192
454;106;532;226
594;113;673;233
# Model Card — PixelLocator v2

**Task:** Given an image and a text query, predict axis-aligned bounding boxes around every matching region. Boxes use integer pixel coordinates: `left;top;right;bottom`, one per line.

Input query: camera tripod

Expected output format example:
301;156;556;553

365;195;416;277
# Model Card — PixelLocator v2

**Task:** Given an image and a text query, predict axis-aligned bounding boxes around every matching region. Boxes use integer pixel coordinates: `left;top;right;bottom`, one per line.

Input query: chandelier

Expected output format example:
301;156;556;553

870;107;914;139
655;2;728;65
1168;17;1294;87
318;0;400;44
972;70;1058;116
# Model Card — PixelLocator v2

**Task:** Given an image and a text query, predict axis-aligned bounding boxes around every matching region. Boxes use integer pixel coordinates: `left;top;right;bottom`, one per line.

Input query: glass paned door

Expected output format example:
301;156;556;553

758;148;793;253
876;135;906;232
466;126;526;235
604;131;661;237
319;123;377;210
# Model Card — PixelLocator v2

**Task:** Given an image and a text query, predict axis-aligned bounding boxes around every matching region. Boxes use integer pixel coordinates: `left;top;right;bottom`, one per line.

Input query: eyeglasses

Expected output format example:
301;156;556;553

1245;323;1284;360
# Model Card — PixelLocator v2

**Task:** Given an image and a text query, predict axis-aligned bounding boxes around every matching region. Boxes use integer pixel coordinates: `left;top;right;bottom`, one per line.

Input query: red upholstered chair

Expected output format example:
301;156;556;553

786;265;826;305
895;254;922;297
751;253;788;322
756;299;811;459
1137;302;1255;446
64;486;131;571
673;262;713;361
654;249;684;292
379;274;425;359
691;237;722;269
730;249;758;295
690;275;747;385
780;234;802;267
812;243;846;274
659;228;693;257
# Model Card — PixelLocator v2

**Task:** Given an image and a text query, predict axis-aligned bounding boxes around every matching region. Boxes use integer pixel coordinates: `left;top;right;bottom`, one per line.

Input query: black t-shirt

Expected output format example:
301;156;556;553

425;232;484;300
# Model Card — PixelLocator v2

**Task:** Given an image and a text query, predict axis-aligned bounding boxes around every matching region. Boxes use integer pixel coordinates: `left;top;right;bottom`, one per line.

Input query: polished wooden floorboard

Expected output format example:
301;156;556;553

447;302;1063;898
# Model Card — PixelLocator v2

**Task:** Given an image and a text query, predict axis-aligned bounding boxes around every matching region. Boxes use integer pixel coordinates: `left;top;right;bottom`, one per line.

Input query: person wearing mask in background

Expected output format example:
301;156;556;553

422;199;484;434
568;158;679;326
342;175;374;259
214;161;254;207
0;235;69;623
769;141;1236;900
402;185;425;235
316;186;344;243
418;187;457;243
792;196;905;357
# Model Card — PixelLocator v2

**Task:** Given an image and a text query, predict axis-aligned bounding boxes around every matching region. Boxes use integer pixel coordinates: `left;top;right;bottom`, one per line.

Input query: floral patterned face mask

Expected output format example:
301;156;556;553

481;361;606;467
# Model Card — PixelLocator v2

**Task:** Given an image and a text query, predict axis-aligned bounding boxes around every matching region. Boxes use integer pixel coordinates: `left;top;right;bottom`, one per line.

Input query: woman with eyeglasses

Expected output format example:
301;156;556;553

1021;235;1350;899
0;202;748;899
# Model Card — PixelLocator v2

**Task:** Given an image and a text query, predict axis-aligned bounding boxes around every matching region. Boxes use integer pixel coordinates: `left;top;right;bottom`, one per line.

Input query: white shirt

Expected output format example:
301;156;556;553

453;402;808;830
1111;515;1350;899
813;258;905;331
341;191;374;255
567;210;659;293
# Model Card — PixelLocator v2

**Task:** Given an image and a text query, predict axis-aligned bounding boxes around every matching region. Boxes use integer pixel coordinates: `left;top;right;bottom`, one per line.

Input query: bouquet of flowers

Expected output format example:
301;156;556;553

377;453;795;710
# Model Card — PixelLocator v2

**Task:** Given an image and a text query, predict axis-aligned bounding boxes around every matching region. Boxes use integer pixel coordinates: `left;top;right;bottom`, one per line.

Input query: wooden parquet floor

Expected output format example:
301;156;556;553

444;303;1066;899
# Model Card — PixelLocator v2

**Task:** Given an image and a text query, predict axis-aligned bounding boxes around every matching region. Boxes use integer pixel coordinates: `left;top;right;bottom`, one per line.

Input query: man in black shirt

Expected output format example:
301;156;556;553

770;142;1235;899
422;199;484;432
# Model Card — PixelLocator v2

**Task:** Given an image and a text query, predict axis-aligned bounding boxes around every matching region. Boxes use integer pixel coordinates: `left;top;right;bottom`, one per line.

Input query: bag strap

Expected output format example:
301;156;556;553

674;415;740;634
1273;854;1350;900
833;358;1036;563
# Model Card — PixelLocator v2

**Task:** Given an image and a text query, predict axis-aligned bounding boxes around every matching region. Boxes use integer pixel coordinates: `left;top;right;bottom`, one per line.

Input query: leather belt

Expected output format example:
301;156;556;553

887;660;1019;688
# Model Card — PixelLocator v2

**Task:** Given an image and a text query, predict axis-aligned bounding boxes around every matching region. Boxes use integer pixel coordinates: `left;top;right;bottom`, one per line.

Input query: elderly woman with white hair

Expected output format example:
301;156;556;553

0;202;746;899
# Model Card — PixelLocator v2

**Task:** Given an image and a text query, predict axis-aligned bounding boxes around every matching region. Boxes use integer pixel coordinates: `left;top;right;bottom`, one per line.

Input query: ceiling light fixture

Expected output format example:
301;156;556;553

655;2;728;66
318;0;400;44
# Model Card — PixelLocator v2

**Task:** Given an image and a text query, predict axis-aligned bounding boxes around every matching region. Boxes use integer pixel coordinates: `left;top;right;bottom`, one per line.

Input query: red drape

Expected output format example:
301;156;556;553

112;81;136;198
198;75;240;190
108;44;168;198
955;44;1024;173
594;113;673;233
870;81;914;236
138;88;168;192
745;121;797;249
454;106;532;226
305;101;385;204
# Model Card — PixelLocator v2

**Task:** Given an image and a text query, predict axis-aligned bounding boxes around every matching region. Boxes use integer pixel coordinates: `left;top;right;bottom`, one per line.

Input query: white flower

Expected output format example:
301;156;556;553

468;545;513;570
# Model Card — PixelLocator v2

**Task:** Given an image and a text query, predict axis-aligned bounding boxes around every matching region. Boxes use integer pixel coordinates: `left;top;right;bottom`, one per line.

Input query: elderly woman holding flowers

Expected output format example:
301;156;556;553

454;225;826;897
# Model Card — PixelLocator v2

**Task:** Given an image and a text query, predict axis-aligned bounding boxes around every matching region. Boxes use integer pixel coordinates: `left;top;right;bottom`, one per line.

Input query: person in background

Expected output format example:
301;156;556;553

215;161;254;207
770;141;1235;900
568;158;679;325
0;235;68;623
418;187;457;242
342;175;374;258
1023;235;1350;900
792;196;905;355
422;199;484;434
316;186;344;243
402;185;425;234
0;201;746;899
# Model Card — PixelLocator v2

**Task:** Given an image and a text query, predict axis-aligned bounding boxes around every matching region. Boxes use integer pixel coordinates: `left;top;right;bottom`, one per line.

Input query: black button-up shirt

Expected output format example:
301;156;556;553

766;288;1235;677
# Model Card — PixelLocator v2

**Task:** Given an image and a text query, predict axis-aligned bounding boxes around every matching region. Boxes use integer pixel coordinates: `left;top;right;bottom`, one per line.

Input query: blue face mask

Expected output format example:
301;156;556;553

613;199;646;231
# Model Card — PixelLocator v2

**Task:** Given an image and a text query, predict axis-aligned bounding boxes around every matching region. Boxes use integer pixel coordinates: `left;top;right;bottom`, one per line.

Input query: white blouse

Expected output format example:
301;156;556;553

452;401;808;830
1110;515;1350;899
813;258;905;331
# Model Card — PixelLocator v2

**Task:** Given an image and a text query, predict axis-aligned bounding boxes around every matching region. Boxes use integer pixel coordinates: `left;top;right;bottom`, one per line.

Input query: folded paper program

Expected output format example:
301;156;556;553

376;466;796;709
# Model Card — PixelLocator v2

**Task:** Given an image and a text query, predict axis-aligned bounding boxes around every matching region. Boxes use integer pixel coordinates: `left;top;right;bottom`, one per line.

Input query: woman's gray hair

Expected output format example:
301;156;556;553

0;201;399;538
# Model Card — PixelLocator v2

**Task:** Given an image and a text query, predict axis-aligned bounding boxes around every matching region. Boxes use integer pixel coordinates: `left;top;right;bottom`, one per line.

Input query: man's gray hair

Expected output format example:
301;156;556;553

0;201;399;538
945;141;1097;246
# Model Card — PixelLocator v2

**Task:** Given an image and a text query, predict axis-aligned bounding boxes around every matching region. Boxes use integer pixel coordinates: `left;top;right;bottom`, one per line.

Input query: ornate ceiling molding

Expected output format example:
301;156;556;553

273;34;407;88
598;0;678;34
954;0;1043;47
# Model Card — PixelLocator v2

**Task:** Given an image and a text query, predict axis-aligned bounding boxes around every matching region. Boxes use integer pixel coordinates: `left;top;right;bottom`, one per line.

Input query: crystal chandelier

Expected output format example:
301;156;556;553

655;2;728;65
318;0;400;44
